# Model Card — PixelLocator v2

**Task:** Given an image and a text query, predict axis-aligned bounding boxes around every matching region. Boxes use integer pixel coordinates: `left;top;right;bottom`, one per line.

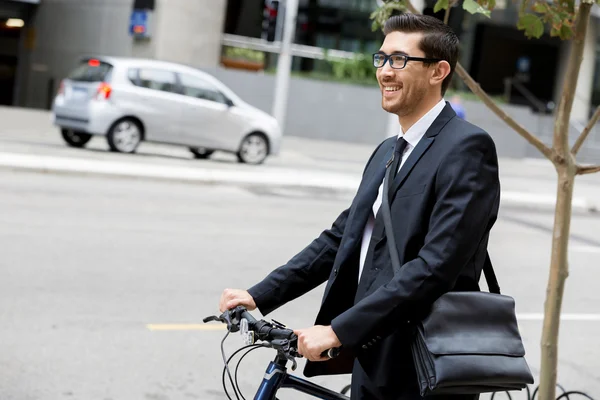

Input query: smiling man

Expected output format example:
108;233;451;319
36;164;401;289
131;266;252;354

219;14;500;400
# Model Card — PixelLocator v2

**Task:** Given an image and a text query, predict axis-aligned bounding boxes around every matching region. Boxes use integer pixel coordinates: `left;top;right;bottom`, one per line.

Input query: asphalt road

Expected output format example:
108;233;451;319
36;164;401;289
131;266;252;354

1;170;599;400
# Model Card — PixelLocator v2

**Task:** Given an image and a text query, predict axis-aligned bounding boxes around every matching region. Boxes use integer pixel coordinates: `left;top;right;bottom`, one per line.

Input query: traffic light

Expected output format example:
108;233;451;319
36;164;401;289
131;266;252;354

262;0;279;42
133;0;155;10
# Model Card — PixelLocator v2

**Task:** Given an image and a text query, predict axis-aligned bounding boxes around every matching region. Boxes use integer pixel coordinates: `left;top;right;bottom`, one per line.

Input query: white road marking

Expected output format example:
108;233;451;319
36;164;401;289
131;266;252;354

570;245;600;253
518;313;600;321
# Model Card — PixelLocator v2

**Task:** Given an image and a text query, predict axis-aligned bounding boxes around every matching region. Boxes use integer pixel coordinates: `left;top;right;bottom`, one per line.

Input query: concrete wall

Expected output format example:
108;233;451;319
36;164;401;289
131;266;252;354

553;19;597;122
19;0;135;109
572;18;596;122
149;0;226;68
205;66;600;163
18;0;226;109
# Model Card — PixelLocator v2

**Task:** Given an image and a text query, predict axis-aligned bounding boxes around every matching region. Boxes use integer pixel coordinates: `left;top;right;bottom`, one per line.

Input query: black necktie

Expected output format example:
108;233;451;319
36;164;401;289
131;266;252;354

387;136;408;181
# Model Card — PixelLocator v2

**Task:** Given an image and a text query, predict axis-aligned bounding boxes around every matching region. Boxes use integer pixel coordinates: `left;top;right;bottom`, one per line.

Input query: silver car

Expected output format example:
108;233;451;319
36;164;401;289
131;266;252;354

51;56;281;164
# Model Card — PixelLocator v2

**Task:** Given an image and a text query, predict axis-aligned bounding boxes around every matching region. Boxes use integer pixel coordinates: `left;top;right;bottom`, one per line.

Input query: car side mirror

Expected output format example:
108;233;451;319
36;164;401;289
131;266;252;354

225;98;235;108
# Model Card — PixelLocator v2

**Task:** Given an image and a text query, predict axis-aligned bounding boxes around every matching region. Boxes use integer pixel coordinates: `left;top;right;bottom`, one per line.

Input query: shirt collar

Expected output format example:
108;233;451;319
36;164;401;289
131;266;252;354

398;98;446;147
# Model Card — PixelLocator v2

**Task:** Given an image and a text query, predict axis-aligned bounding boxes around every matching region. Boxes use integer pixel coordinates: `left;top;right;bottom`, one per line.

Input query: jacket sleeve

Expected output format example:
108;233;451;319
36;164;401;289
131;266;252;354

247;140;388;316
330;132;500;349
247;206;350;316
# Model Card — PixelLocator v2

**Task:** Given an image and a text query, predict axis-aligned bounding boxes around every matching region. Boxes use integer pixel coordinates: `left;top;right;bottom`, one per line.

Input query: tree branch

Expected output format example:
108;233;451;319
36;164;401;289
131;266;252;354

576;164;600;175
553;2;592;159
443;0;453;24
405;0;419;14
572;104;600;155
401;0;554;161
454;64;555;160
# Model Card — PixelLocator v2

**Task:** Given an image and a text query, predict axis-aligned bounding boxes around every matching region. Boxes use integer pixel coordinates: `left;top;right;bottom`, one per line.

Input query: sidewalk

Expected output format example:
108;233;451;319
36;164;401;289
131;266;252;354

0;106;598;212
0;147;598;213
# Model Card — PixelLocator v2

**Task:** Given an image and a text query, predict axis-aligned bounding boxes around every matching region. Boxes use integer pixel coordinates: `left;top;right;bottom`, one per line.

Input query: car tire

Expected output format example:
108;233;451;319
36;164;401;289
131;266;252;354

190;147;214;159
61;129;92;148
237;133;269;165
107;118;143;154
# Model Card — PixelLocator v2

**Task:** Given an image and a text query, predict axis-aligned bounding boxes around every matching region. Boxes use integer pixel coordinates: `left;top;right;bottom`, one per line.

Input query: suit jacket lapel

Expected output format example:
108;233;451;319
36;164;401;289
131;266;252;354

389;103;456;196
389;136;434;196
340;142;394;258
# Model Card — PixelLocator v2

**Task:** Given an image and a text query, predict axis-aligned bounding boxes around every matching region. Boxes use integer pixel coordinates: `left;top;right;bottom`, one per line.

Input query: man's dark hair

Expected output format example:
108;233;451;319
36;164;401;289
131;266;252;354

383;14;459;95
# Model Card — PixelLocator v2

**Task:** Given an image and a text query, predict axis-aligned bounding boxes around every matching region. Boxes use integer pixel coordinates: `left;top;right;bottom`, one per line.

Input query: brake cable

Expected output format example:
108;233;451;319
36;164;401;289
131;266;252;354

220;330;269;400
220;331;241;400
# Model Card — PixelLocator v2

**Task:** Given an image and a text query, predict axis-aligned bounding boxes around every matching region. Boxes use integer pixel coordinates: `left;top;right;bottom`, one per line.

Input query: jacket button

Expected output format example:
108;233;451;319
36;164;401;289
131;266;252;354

362;345;368;350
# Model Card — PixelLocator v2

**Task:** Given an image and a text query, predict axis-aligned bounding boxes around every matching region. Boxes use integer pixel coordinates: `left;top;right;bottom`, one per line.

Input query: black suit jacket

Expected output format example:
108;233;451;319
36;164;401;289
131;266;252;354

247;103;500;392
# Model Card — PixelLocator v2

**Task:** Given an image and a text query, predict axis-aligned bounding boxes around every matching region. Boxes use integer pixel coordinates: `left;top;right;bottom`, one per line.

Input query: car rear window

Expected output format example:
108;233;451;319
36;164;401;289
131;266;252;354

67;59;113;82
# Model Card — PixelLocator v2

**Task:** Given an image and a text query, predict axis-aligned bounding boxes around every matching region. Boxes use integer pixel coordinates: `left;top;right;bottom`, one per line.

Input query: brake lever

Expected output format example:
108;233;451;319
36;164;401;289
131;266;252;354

271;339;300;371
288;354;298;371
204;307;248;332
202;310;239;332
202;315;224;323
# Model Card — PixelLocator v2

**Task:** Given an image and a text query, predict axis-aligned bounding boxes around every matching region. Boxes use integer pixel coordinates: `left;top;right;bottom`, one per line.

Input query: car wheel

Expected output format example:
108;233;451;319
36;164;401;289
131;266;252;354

189;147;214;159
237;133;269;164
61;129;92;148
107;118;142;153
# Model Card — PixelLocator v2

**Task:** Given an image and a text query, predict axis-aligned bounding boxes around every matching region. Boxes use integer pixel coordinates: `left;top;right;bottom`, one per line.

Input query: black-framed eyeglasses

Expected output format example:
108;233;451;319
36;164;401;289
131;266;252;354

373;52;442;70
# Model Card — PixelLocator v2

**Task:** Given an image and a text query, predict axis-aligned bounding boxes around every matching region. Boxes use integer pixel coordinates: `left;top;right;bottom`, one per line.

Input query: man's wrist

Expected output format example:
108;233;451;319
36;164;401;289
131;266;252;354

328;325;342;347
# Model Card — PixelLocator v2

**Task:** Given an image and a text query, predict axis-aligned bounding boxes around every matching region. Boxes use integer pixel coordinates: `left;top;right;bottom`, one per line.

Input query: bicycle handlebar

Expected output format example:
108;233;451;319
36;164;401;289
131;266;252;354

203;306;340;359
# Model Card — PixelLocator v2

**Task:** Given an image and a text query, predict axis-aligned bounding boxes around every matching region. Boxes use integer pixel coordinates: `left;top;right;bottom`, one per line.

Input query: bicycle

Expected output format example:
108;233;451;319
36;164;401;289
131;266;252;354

204;306;350;400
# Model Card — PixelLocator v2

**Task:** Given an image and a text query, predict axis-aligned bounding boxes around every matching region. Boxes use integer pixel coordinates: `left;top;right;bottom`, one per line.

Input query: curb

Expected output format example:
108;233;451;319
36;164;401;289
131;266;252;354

0;152;596;212
0;151;361;191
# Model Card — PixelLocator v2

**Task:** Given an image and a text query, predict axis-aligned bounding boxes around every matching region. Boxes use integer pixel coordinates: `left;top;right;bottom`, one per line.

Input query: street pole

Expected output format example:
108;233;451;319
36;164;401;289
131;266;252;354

272;0;298;131
386;113;398;138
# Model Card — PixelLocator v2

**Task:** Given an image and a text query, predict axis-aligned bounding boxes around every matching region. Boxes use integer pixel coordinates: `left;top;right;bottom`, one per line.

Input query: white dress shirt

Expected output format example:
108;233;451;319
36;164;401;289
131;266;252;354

358;99;447;282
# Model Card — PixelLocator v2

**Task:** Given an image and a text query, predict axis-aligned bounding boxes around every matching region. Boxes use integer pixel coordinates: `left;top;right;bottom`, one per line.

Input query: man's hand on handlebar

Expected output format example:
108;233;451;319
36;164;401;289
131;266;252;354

219;288;257;313
293;325;342;362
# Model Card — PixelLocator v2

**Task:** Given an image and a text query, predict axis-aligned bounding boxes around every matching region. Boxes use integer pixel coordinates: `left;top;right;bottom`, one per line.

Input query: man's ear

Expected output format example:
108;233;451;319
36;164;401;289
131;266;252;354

430;60;451;87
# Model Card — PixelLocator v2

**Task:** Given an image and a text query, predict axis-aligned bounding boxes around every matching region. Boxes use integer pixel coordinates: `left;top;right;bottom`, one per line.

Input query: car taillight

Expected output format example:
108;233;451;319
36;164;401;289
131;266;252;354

96;82;112;100
57;80;65;95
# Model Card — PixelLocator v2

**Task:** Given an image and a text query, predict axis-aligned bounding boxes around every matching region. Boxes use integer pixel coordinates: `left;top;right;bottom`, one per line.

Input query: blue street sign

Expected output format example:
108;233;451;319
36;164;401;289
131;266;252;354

129;10;150;37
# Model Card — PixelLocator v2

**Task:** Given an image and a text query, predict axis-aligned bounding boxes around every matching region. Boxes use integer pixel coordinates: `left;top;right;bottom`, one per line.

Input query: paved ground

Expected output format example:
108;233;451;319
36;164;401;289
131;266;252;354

1;169;599;400
1;106;600;213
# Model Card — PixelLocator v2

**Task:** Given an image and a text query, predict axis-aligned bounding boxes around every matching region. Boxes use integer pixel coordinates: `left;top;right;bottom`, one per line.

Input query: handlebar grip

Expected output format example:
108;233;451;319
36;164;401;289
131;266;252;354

240;310;257;324
261;327;295;339
321;347;341;359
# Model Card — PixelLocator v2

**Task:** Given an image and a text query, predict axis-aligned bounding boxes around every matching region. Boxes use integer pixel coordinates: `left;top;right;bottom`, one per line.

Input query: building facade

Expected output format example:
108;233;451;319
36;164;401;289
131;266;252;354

224;0;599;123
1;0;599;126
0;0;226;109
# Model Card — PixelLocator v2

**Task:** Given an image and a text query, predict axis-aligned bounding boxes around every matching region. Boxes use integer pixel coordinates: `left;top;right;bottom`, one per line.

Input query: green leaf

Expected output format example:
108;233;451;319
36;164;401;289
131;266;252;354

463;0;492;17
371;19;379;32
517;13;545;38
564;0;575;12
434;0;450;13
532;1;547;13
370;1;407;32
559;23;574;39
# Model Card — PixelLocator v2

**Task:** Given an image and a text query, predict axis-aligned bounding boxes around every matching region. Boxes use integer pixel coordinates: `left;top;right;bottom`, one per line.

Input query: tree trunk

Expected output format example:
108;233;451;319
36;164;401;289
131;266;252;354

386;2;598;398
538;163;576;400
537;3;592;399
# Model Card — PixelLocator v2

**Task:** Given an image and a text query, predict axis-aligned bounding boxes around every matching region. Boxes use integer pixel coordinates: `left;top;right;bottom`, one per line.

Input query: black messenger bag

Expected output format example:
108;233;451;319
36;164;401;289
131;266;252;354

380;162;534;396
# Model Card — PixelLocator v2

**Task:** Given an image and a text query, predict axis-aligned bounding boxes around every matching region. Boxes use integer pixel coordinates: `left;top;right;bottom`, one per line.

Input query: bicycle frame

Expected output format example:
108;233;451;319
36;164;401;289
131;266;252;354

254;356;350;400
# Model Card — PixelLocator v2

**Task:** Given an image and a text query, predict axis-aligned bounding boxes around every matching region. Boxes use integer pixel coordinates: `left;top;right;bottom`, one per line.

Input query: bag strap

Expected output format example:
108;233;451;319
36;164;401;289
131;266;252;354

381;160;501;295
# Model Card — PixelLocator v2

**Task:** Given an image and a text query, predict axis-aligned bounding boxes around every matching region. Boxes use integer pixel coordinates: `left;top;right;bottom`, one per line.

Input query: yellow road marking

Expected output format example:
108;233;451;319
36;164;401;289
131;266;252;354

147;324;227;331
